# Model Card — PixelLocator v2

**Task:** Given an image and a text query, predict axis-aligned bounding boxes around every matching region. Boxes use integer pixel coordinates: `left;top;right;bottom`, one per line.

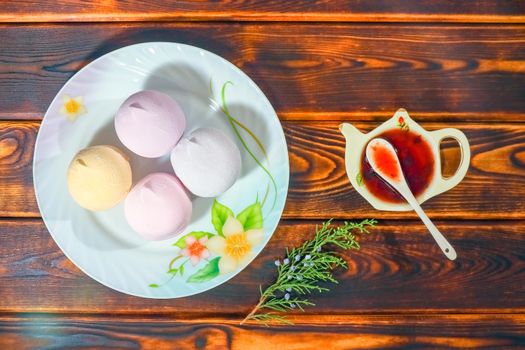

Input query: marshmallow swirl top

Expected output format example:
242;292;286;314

67;145;132;211
115;90;186;158
171;128;241;198
124;172;192;241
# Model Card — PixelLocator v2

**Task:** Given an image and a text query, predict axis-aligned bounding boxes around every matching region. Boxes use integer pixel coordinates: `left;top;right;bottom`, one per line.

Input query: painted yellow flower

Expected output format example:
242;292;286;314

207;216;264;274
60;95;86;121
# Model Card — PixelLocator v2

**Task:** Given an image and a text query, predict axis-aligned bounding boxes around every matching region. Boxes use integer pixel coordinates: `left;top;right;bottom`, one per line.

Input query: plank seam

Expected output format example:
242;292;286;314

1;311;524;320
0;16;524;25
1;20;525;27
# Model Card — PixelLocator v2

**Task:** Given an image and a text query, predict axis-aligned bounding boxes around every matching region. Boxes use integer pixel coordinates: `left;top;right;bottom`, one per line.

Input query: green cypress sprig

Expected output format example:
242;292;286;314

241;219;377;326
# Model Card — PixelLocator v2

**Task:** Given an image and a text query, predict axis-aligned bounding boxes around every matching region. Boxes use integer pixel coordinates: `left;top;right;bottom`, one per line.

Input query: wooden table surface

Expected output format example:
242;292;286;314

1;1;525;349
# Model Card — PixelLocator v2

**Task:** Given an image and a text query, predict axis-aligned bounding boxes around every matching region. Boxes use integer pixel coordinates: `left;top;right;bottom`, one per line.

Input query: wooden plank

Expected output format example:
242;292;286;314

1;314;524;349
0;1;523;23
1;218;524;314
0;122;34;217
2;121;525;219
284;121;525;219
1;23;524;121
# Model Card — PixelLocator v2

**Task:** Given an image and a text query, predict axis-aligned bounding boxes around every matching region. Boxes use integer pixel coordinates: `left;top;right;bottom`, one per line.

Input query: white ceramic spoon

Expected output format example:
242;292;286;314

366;138;457;261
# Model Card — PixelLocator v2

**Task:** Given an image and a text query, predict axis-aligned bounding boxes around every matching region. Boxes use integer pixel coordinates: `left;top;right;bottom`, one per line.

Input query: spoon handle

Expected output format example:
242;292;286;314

401;184;457;261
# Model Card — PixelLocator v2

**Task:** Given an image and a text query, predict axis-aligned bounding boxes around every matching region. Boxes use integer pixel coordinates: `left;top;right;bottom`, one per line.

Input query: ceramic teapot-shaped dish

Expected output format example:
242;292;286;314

340;108;470;211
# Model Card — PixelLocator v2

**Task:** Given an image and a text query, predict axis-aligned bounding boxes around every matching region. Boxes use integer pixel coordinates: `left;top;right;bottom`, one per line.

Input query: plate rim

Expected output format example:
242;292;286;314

33;41;290;299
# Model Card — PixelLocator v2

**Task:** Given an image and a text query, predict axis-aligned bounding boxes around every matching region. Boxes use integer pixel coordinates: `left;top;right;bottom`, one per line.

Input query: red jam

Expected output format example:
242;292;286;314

360;129;434;203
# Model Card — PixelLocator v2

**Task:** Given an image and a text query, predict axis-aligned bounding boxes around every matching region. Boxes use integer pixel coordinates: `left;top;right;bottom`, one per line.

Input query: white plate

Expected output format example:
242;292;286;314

33;42;289;298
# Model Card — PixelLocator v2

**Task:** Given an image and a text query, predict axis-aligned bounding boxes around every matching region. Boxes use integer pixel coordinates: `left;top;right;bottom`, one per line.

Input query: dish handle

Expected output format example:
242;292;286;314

429;128;471;195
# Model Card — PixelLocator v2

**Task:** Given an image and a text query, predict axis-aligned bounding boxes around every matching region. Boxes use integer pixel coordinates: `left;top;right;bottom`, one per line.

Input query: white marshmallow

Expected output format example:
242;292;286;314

171;128;241;197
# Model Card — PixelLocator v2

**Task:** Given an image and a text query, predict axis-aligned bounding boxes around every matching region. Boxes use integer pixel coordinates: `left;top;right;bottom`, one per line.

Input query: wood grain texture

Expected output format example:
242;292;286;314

2;2;524;346
1;218;524;313
1;24;524;121
0;0;524;23
285;121;525;219
1;314;525;349
0;122;35;217
2;121;524;219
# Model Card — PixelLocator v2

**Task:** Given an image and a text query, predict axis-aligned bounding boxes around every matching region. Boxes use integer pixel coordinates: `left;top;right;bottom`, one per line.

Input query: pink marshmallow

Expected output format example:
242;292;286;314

115;90;186;158
125;173;192;241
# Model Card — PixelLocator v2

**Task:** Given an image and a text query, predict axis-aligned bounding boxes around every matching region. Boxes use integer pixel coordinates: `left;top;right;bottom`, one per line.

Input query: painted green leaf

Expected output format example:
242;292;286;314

356;172;364;186
211;200;234;236
179;264;184;276
173;231;214;249
149;284;159;288
187;257;220;283
236;202;263;231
